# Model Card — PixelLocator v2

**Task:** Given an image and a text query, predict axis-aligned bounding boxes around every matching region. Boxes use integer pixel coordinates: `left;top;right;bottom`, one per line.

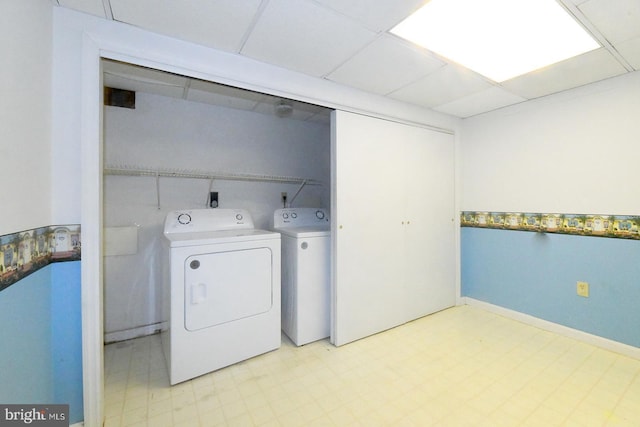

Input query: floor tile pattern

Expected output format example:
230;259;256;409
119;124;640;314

104;306;640;426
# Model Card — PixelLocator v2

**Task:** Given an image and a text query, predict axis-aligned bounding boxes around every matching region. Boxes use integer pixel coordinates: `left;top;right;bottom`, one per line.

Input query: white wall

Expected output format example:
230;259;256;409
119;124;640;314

0;0;52;234
461;71;640;215
104;93;330;223
103;92;329;336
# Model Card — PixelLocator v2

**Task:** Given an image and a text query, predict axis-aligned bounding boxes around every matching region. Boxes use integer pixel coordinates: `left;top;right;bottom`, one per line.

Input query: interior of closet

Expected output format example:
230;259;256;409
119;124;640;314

101;59;332;344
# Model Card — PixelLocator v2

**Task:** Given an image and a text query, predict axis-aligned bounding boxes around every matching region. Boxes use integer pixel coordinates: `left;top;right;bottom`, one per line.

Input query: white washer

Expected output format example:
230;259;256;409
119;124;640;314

162;208;281;385
273;208;330;346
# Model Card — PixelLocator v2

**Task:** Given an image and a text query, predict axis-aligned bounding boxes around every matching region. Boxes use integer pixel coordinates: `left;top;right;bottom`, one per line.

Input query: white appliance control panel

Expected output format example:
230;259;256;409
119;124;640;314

274;208;329;228
164;208;254;234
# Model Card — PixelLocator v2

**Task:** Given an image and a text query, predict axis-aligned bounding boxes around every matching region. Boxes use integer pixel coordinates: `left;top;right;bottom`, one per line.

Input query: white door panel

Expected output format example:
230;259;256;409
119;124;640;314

403;129;456;319
184;248;273;331
332;111;455;346
333;112;405;345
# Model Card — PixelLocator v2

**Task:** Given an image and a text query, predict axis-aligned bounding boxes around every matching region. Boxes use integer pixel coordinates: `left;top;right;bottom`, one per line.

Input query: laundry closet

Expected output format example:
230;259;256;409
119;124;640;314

101;59;457;364
102;59;332;344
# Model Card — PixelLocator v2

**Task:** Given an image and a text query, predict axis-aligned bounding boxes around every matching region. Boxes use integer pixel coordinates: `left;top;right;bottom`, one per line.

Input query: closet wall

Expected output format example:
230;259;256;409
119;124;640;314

103;91;330;340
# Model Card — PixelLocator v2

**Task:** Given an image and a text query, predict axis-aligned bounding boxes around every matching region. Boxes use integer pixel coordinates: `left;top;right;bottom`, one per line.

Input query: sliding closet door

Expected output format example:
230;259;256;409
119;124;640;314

331;110;455;346
331;111;407;346
402;127;456;320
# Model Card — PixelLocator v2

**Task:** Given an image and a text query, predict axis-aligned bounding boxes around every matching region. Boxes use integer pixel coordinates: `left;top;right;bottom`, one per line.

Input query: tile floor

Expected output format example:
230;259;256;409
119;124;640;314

104;305;640;426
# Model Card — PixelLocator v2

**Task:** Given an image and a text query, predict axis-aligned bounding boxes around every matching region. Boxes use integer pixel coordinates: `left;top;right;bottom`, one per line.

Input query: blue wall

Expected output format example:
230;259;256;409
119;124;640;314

51;261;83;424
461;227;640;347
0;266;53;403
0;261;83;424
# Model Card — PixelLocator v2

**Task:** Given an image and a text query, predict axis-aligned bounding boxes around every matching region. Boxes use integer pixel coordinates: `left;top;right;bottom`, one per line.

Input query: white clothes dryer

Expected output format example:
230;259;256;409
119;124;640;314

273;208;330;346
162;209;280;385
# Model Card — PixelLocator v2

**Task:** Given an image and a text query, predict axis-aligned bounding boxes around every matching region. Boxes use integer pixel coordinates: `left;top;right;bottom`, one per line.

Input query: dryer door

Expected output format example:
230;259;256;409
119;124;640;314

184;247;273;331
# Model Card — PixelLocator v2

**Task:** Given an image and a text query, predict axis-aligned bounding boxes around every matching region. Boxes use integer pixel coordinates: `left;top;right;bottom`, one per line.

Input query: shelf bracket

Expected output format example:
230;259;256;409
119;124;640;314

156;171;161;210
288;180;307;207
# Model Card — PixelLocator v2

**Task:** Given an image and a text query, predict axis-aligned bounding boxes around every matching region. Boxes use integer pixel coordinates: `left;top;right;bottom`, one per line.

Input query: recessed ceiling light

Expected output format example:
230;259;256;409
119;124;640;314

391;0;600;82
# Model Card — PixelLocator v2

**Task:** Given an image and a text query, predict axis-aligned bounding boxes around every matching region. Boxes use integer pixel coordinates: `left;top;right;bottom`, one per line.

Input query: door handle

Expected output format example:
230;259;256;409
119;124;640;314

191;283;207;304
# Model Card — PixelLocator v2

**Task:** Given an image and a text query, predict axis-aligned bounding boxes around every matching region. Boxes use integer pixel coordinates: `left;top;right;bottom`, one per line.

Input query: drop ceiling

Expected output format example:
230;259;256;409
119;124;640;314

55;0;640;118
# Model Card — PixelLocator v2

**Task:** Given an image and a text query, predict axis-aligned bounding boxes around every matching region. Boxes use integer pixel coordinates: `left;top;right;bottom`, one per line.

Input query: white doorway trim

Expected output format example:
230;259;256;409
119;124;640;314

80;33;104;427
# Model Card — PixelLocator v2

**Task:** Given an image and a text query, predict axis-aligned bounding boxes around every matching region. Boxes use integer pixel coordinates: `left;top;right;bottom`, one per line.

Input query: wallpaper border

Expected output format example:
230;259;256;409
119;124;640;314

461;211;640;240
0;225;81;292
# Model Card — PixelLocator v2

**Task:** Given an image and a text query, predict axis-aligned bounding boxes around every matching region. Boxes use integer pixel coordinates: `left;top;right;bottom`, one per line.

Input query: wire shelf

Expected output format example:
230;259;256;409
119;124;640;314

104;165;321;209
104;165;321;185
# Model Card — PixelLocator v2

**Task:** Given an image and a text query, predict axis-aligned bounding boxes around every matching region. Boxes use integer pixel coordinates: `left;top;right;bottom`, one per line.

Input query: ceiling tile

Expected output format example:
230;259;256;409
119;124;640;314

59;0;640;118
109;0;262;52
103;61;188;99
615;37;640;70
313;0;427;31
388;64;492;108
501;48;628;99
57;0;106;18
326;35;445;95
241;0;377;77
433;87;527;118
578;0;640;43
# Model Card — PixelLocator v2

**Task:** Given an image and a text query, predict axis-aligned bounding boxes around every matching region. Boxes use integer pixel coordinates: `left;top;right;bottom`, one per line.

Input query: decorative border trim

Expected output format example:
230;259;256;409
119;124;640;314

461;211;640;240
0;225;81;292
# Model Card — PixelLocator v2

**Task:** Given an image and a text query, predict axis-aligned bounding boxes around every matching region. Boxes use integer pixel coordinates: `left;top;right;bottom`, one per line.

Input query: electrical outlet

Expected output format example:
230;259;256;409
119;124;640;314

576;281;589;297
209;192;218;208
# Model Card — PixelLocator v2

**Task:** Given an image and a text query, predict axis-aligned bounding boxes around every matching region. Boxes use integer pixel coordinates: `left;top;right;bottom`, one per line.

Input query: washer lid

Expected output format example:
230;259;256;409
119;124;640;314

165;228;280;247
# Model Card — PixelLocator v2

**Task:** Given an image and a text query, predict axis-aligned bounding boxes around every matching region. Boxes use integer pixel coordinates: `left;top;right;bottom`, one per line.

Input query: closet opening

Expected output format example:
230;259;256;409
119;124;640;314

100;57;332;384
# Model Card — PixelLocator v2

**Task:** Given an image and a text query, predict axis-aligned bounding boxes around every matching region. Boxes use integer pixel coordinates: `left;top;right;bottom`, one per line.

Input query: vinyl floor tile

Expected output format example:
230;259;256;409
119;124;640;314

104;305;640;426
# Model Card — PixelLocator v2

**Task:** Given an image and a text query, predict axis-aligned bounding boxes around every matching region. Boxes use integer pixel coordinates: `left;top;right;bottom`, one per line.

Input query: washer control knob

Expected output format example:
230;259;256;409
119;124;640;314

315;210;325;220
178;213;191;225
291;212;297;219
236;213;243;221
283;213;289;219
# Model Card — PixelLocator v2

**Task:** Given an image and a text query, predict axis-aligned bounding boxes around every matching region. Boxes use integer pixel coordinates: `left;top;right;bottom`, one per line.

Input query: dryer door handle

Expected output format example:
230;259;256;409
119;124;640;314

191;283;207;305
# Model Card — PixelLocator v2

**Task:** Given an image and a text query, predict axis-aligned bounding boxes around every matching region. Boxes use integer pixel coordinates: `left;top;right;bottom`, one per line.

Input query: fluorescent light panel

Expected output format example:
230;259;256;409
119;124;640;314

391;0;600;82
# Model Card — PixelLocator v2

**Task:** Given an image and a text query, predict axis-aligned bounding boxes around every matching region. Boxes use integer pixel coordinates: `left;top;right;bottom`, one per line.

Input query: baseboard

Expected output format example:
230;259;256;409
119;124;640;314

104;321;167;344
462;297;640;360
